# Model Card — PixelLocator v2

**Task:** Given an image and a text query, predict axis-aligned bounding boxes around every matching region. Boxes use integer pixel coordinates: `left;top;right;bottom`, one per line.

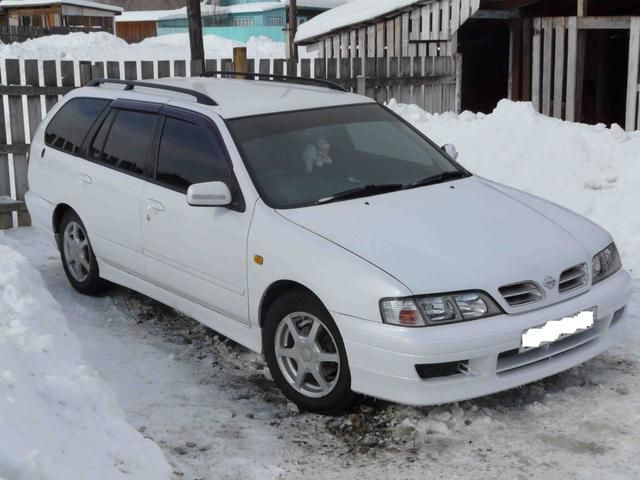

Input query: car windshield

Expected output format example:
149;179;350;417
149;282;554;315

227;103;468;209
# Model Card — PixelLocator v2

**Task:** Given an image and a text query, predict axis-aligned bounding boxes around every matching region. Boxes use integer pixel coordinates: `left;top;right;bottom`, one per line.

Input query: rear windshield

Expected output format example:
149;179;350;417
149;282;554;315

45;97;110;155
228;104;464;209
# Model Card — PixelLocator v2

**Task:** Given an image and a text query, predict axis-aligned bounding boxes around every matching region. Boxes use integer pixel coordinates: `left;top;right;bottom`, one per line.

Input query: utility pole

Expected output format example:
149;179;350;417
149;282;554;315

288;0;298;61
187;0;205;74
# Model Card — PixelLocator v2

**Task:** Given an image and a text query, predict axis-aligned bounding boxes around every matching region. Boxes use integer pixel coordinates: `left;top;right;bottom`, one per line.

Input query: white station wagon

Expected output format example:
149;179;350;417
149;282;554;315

26;75;632;413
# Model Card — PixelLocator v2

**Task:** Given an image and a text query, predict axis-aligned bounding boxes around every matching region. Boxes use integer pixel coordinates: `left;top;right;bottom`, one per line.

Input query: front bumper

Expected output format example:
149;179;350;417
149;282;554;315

333;269;633;406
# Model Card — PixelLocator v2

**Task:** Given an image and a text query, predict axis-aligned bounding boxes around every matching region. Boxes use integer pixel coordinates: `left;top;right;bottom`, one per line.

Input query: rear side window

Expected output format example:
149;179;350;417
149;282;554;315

45;98;110;155
156;117;229;192
96;110;158;175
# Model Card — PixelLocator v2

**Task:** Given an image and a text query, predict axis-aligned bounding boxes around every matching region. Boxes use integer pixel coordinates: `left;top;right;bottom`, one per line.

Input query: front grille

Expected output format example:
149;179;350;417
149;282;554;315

499;281;545;307
559;263;587;293
496;325;600;375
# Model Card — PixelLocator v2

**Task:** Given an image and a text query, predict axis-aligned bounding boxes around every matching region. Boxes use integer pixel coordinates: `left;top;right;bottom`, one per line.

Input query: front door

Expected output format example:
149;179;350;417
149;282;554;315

141;107;251;324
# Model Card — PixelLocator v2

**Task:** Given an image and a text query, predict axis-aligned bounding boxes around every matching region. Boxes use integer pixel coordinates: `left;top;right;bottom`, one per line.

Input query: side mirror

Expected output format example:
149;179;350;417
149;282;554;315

187;181;232;207
442;143;459;160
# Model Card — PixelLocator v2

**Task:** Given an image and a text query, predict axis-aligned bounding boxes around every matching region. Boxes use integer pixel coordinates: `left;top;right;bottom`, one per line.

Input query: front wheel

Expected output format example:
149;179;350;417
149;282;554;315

263;291;355;414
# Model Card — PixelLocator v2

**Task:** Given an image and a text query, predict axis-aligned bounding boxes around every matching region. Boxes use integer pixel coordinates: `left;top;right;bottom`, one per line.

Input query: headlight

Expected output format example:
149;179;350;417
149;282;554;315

592;243;621;285
380;291;503;327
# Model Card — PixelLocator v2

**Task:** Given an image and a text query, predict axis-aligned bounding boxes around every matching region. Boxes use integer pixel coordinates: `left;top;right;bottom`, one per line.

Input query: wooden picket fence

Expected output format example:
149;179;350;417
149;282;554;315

0;55;456;230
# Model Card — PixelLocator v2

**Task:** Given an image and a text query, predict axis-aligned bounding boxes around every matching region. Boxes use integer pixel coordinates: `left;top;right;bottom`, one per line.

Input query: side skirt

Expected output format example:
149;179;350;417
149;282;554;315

98;259;263;354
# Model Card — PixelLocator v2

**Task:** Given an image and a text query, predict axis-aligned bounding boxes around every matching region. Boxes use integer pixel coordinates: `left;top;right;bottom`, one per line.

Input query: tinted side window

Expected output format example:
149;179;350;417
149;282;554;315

100;110;158;175
156;118;229;192
45;98;110;155
89;110;116;161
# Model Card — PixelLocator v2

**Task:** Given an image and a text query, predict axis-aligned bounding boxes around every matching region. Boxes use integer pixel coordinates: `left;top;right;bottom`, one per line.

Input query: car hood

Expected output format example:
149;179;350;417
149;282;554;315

277;177;609;308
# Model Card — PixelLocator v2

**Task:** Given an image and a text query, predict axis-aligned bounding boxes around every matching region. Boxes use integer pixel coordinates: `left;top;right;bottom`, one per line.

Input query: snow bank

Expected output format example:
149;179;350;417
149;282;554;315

0;31;313;60
388;99;640;273
0;243;171;479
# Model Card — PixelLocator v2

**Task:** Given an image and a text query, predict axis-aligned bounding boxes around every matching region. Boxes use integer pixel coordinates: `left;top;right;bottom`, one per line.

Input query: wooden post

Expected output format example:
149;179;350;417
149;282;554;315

288;0;298;61
531;18;541;111
577;0;588;17
566;17;578;121
233;47;248;79
0;79;11;230
509;18;522;100
553;18;566;119
6;59;31;227
575;0;588;121
186;0;205;73
626;18;640;131
357;75;367;96
541;18;553;116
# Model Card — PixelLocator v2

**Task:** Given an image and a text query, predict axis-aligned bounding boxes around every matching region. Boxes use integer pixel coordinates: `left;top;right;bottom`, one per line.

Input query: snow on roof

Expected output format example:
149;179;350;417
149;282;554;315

159;2;284;21
296;0;420;43
0;0;123;13
153;0;348;22
116;9;179;23
286;0;349;8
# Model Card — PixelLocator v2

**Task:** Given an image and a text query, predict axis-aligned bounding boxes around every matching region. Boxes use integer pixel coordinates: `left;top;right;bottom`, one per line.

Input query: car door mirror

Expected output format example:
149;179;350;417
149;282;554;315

187;181;232;207
442;143;459;160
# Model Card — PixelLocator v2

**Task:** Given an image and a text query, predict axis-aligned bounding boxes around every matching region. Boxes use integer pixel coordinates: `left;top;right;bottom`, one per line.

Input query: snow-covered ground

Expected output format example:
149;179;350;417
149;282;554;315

0;244;170;479
1;100;639;479
0;32;314;61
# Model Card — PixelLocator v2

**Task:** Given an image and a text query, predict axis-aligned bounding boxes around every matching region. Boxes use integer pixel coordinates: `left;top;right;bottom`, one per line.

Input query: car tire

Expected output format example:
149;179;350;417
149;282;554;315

263;291;356;414
59;210;112;296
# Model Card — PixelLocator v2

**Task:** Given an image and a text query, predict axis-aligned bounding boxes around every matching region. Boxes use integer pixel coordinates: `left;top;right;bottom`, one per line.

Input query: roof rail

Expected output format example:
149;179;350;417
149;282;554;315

86;79;218;106
201;71;348;93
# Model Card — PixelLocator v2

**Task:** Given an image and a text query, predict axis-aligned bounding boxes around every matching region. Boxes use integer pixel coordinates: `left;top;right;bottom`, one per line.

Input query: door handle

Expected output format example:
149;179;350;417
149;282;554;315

78;173;92;185
146;199;165;221
147;199;165;212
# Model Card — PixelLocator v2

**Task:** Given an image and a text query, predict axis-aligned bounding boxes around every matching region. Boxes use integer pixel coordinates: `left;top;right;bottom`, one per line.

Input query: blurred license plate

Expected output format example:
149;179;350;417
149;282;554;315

521;309;596;351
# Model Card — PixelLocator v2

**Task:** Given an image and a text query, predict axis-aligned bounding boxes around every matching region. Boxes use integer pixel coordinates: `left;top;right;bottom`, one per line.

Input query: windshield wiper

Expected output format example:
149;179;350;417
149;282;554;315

317;184;403;205
402;171;469;190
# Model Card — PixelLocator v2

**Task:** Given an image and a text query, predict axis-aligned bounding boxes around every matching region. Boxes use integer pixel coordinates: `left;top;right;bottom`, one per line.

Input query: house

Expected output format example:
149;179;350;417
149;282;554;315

296;0;640;131
0;0;122;35
115;0;347;44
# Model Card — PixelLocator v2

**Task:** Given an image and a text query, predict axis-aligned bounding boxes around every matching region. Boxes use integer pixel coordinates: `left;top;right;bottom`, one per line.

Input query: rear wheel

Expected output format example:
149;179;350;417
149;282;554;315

263;291;355;414
59;210;111;296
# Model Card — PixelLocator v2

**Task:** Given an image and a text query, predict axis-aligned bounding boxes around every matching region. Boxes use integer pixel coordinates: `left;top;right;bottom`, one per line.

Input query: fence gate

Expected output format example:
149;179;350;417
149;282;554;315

522;15;640;131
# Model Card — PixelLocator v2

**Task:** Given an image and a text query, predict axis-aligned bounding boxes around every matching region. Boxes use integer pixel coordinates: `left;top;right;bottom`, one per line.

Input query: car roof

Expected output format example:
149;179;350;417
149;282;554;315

83;77;374;119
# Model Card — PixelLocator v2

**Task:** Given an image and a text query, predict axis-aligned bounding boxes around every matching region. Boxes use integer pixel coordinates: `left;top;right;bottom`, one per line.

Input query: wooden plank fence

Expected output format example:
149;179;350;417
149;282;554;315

312;0;481;61
0;55;457;229
527;15;640;130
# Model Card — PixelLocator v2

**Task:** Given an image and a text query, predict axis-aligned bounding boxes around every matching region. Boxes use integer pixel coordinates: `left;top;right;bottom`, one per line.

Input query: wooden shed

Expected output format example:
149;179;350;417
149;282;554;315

0;0;122;34
115;10;170;43
296;0;640;131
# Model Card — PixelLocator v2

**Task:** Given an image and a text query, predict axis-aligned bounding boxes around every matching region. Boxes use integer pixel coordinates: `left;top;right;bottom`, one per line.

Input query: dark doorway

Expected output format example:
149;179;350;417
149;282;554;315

580;29;629;127
459;19;511;113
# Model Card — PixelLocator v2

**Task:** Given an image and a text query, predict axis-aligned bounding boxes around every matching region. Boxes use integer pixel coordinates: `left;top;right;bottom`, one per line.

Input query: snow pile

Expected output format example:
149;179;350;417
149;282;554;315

0;243;171;479
388;99;640;273
0;32;313;60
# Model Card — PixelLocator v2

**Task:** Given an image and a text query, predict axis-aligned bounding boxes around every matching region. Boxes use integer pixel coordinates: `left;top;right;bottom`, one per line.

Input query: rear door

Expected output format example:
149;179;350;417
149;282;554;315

79;100;162;275
141;106;251;324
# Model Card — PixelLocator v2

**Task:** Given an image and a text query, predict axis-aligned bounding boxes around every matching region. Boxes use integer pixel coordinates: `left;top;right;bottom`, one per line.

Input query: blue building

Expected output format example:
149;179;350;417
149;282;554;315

155;0;344;43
